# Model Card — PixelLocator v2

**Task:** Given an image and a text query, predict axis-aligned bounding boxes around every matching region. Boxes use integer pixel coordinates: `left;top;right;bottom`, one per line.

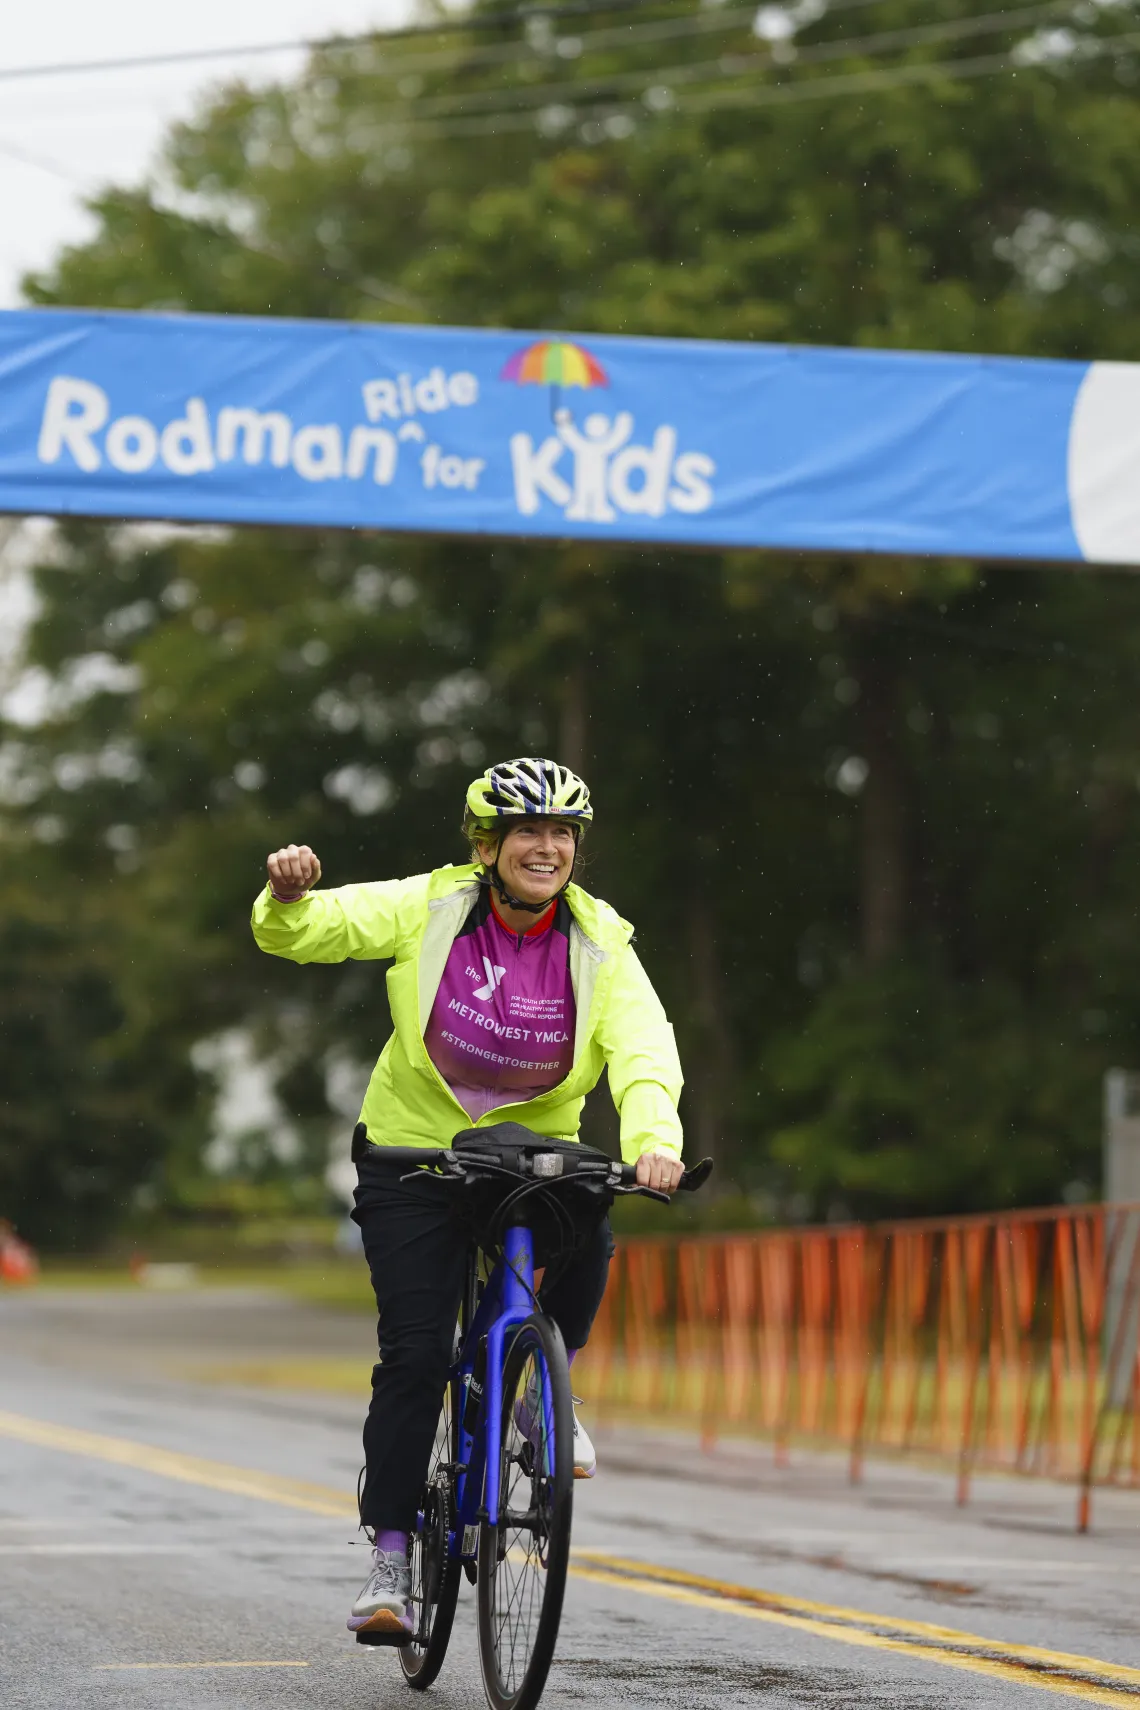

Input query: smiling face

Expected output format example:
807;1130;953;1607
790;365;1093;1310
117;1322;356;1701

476;817;578;907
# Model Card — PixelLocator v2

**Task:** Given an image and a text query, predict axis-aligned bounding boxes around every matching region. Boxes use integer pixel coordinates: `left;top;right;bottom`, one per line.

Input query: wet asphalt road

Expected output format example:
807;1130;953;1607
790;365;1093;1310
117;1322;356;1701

4;1288;1140;1710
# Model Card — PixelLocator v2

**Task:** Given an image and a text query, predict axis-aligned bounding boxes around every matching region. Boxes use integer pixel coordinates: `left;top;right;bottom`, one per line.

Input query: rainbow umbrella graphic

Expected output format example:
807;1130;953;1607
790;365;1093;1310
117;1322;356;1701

500;339;609;417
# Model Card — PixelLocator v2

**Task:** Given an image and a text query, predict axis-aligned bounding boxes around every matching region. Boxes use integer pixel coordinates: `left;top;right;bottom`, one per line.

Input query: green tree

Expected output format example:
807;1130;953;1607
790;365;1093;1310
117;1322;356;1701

8;0;1140;1239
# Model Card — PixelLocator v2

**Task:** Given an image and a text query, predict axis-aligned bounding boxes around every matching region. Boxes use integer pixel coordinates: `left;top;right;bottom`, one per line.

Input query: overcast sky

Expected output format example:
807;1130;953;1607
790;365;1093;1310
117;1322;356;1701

0;0;419;309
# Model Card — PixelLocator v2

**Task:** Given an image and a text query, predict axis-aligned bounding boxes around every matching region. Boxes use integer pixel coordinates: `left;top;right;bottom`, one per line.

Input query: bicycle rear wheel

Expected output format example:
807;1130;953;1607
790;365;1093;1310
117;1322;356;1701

400;1376;462;1689
476;1314;573;1710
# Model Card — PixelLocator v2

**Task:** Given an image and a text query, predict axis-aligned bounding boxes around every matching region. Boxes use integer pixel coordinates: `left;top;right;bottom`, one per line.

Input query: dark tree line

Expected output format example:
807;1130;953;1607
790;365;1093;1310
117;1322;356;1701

5;0;1140;1245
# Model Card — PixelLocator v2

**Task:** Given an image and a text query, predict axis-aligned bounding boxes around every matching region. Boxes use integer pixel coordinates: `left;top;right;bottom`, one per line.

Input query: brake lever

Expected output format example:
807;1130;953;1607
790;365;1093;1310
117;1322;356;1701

678;1157;714;1193
613;1184;673;1205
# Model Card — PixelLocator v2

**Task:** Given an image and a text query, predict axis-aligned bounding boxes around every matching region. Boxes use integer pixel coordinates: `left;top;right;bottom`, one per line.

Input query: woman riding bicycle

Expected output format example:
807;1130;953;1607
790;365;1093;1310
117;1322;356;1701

251;757;684;1637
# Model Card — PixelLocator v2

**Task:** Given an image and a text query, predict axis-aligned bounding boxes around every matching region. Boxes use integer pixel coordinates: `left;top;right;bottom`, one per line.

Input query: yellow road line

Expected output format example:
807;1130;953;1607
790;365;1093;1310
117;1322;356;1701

0;1410;355;1520
94;1661;308;1671
570;1558;1140;1706
7;1406;1140;1703
574;1551;1140;1688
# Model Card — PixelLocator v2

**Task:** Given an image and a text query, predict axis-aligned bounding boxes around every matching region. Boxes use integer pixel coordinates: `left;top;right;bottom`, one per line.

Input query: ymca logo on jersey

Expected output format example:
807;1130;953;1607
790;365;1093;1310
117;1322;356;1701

472;956;507;1002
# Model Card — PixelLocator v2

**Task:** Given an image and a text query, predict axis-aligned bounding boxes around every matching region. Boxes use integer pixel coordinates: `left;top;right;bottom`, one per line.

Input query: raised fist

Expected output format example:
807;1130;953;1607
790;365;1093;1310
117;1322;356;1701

267;843;322;901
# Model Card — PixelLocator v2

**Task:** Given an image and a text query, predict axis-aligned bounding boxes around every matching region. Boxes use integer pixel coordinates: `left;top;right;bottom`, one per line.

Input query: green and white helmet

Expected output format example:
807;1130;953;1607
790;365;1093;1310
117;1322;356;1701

465;757;593;834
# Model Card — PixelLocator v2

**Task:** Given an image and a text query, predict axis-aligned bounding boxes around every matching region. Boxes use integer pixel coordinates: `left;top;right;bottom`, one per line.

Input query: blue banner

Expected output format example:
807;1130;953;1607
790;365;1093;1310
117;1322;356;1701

0;307;1136;563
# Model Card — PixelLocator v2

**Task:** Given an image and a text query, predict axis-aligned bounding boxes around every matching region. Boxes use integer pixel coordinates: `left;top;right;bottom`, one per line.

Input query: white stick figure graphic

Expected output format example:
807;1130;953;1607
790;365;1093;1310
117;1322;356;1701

473;956;507;1001
554;407;634;523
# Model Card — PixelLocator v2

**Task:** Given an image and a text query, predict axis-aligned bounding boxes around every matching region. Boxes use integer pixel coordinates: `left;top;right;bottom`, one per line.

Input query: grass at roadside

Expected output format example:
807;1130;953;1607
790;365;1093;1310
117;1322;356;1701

29;1260;375;1313
270;1264;374;1312
183;1357;369;1393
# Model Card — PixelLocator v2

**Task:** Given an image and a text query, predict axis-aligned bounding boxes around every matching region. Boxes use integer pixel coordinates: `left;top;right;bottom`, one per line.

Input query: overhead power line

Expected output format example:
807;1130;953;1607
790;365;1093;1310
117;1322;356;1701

677;21;1140;111
336;4;768;79
0;3;846;96
778;0;1073;66
0;37;336;84
381;0;1072;125
0;1;666;85
1;0;1128;186
0;0;1052;192
324;0;969;83
0;5;799;95
0;136;78;185
0;0;1087;94
358;25;1140;142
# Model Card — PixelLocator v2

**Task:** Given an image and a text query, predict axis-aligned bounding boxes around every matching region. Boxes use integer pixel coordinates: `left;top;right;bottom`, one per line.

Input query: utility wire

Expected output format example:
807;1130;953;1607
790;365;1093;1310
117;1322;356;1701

776;0;1072;65
339;4;769;79
0;1;673;85
340;13;1124;138
1;1;1124;173
0;37;331;85
0;0;1102;144
0;1;895;94
0;0;1077;182
0;136;79;185
46;0;1051;140
326;0;941;81
378;0;1072;124
357;25;1138;140
678;25;1138;109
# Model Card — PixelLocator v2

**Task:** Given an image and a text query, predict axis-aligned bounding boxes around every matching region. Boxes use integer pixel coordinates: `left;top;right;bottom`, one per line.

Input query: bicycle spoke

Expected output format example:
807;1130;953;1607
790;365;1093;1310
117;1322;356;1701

479;1317;571;1710
491;1346;555;1693
409;1389;448;1652
402;1379;458;1677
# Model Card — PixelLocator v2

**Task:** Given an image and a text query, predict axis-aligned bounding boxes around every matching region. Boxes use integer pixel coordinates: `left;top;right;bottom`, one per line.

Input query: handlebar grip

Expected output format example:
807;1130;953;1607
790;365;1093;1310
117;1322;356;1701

360;1145;454;1165
616;1157;714;1192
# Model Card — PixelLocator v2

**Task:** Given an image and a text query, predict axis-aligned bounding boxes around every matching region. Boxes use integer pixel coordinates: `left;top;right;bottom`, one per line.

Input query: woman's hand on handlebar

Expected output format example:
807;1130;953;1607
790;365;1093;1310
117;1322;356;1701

267;843;322;901
635;1150;684;1195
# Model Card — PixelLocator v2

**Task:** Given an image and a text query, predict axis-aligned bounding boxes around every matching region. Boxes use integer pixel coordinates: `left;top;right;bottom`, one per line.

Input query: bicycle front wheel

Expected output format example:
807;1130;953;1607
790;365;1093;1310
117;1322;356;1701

400;1375;462;1690
476;1314;573;1710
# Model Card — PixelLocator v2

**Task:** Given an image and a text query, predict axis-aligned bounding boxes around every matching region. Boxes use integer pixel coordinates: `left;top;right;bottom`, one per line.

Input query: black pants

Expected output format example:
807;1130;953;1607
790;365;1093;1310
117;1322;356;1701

353;1151;615;1531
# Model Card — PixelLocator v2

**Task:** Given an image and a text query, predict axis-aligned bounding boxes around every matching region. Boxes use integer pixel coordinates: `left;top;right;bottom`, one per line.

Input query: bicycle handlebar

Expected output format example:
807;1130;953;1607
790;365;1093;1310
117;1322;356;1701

366;1144;713;1200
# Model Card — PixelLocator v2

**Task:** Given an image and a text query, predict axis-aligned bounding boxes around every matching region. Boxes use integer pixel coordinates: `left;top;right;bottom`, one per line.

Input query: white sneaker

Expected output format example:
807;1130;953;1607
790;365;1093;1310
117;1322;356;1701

571;1401;596;1480
513;1380;597;1479
347;1548;412;1635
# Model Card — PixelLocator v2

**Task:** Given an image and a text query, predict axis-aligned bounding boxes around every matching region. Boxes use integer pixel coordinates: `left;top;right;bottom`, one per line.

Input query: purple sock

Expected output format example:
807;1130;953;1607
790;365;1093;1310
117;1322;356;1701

375;1528;409;1558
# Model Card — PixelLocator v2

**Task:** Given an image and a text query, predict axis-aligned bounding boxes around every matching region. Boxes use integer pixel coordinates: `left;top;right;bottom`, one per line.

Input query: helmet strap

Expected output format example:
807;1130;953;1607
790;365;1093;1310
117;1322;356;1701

481;864;557;915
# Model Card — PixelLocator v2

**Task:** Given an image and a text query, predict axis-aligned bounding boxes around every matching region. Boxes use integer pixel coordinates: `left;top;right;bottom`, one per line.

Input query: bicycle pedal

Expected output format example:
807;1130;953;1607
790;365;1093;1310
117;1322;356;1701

355;1628;412;1648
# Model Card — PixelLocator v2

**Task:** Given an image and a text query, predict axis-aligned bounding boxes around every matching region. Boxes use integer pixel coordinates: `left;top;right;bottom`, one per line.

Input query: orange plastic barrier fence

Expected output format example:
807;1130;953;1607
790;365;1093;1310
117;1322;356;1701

575;1202;1140;1530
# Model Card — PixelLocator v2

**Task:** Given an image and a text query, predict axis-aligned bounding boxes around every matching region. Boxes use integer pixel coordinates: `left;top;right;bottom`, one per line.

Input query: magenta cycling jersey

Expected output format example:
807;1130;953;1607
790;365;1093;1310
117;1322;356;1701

423;890;576;1122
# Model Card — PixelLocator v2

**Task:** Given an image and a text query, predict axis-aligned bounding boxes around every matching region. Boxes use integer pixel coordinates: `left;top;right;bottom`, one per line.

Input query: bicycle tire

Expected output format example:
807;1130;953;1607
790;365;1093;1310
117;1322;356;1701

400;1375;463;1689
476;1314;573;1710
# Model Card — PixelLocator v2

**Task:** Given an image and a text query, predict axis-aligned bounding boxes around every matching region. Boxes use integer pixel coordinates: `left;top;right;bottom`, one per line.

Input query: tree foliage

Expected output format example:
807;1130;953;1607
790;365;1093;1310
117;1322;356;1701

6;0;1140;1241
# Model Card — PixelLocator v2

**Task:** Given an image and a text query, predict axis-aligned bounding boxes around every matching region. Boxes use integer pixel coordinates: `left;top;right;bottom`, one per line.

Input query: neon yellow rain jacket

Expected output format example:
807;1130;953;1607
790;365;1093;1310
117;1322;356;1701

250;864;683;1164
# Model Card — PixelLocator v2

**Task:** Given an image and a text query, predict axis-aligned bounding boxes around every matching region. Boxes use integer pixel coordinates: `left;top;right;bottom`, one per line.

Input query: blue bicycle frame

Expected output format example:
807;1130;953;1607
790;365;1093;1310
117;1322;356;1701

446;1223;558;1563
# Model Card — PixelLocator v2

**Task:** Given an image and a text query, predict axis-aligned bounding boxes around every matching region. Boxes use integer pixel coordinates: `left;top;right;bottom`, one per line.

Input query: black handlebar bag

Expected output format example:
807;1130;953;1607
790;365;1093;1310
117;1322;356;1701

449;1123;614;1267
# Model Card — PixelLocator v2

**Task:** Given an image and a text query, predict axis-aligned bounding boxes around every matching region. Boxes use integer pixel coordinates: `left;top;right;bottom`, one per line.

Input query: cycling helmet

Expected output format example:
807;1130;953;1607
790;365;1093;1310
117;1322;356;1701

464;758;592;914
464;757;593;832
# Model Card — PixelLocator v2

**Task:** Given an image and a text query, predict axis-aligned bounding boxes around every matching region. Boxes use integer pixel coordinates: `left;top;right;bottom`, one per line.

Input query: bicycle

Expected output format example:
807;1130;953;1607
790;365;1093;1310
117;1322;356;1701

354;1122;711;1710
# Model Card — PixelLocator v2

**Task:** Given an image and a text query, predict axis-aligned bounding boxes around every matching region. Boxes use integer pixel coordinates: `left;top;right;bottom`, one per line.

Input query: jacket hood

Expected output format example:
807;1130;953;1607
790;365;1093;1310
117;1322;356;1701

429;863;633;953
